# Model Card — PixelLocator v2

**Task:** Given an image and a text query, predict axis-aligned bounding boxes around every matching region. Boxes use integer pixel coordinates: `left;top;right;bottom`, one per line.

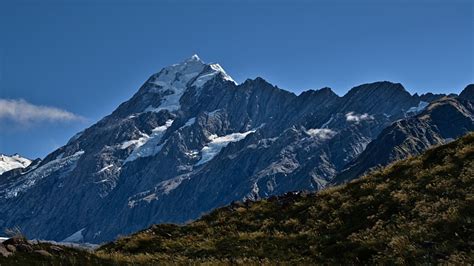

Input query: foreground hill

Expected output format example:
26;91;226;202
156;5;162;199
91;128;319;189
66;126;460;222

95;132;474;264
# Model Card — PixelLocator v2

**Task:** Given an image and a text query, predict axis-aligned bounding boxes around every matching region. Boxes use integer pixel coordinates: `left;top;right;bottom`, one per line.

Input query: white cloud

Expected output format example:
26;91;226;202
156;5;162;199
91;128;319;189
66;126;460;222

0;98;84;125
345;112;374;123
306;128;337;140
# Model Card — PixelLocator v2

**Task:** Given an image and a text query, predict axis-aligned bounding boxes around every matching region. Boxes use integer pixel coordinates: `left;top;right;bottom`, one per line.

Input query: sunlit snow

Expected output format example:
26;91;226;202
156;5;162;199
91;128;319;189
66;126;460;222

192;63;236;88
0;154;31;175
406;101;429;114
124;119;174;162
345;112;374;123
306;128;337;140
62;228;85;243
1;150;84;198
146;55;235;113
196;130;256;166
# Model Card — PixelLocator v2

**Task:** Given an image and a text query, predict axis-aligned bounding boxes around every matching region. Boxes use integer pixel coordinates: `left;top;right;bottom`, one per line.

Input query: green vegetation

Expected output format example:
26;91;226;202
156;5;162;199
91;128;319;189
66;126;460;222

2;133;473;264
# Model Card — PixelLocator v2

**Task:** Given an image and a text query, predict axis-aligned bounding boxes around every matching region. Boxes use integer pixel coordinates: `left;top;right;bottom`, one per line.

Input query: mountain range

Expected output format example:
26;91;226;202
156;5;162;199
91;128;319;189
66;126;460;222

0;55;472;244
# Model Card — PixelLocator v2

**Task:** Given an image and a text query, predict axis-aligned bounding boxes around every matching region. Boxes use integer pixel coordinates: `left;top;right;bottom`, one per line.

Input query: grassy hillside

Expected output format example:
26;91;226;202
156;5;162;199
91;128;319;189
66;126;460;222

97;132;474;264
1;132;472;265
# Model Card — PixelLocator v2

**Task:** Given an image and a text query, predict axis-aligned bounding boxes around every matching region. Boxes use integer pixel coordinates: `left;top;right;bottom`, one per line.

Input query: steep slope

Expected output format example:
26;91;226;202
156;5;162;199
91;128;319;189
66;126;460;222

0;155;31;175
337;81;418;118
97;132;474;264
460;84;474;101
334;96;474;184
0;55;442;244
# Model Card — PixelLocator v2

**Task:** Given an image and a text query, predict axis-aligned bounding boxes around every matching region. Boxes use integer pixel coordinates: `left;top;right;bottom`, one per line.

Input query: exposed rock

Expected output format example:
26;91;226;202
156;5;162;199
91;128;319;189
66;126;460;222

49;245;63;253
34;249;52;257
0;244;12;258
16;244;33;253
5;244;16;253
3;236;27;246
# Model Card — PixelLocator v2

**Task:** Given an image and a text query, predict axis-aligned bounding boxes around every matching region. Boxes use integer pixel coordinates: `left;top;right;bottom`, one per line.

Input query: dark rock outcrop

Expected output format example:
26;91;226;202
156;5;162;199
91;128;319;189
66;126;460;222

459;84;474;101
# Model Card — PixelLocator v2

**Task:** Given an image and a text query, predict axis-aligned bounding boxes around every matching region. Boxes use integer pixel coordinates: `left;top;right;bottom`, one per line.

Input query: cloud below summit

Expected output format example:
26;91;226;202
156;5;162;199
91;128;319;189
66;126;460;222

0;98;85;126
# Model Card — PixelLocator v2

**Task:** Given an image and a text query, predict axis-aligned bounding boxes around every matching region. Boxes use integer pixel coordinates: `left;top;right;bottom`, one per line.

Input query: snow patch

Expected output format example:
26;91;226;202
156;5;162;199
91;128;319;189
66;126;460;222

62;228;85;243
406;101;429;114
124;119;174;162
97;164;114;174
196;130;256;166
180;117;196;129
185;150;199;158
192;63;236;88
0;150;84;198
320;116;334;128
0;154;31;175
306;128;337;140
146;56;206;112
127;175;191;208
207;109;222;117
345;112;374;123
120;132;149;149
157;175;190;195
146;56;235;113
244;182;260;201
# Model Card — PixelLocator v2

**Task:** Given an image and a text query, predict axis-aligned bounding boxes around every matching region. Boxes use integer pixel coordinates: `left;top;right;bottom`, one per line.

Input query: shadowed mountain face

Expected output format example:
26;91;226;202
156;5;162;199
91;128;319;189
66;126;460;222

459;84;474;102
0;55;471;244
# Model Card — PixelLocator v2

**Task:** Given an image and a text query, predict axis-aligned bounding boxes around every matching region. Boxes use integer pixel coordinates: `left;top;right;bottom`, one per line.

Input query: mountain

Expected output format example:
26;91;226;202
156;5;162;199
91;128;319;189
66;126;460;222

333;96;474;184
2;132;472;264
0;55;470;244
0;155;31;175
460;84;474;101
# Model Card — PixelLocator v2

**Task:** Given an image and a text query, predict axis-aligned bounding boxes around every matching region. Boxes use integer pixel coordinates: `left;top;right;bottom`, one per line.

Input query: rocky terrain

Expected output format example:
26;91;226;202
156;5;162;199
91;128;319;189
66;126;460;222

0;234;104;265
0;55;472;244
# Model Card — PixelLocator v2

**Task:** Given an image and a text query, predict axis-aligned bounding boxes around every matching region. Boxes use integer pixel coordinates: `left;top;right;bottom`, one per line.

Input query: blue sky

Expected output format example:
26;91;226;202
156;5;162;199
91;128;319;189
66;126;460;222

0;0;473;158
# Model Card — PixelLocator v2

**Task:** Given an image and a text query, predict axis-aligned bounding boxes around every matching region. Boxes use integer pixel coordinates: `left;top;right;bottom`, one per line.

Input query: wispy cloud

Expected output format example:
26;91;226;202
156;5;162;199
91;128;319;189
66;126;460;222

0;98;85;125
306;128;337;140
345;112;374;123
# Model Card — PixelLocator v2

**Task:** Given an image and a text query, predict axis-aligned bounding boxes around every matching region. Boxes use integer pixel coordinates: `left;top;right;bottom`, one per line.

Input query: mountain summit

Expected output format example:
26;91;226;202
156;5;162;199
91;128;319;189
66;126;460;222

0;56;472;244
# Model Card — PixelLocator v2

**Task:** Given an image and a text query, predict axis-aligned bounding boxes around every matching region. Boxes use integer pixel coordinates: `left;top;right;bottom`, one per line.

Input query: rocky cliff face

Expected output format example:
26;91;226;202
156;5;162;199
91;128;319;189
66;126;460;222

0;55;470;244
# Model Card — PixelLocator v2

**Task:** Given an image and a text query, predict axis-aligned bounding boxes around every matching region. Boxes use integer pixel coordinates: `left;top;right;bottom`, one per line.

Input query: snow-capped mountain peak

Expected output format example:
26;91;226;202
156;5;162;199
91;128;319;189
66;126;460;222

186;54;202;63
0;154;32;175
146;56;235;112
